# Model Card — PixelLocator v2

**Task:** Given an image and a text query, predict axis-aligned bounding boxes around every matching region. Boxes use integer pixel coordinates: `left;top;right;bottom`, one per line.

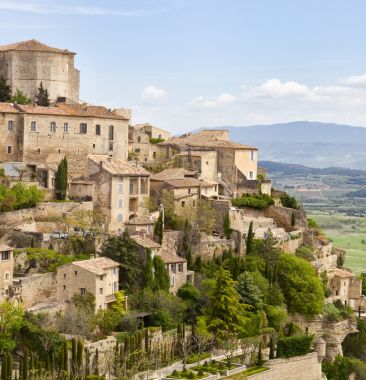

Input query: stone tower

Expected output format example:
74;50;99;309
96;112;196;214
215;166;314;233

0;39;80;103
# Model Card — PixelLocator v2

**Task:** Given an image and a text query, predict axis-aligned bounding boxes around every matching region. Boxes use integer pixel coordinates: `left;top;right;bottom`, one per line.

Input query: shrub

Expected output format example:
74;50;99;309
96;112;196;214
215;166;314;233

232;194;274;210
280;193;299;209
149;137;165;144
276;335;314;358
307;218;319;229
295;245;314;261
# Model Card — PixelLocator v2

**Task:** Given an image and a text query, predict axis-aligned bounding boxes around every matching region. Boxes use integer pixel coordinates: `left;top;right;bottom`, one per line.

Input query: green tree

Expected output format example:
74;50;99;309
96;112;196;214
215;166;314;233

291;212;296;227
0;301;24;351
143;249;154;289
246;221;254;255
100;231;144;291
22;348;28;380
207;267;248;339
177;284;201;324
236;271;263;310
35;82;50;106
55;157;68;200
154;211;164;244
11;89;31;105
0;76;11;102
223;214;232;239
94;309;121;337
153;256;170;291
277;254;324;315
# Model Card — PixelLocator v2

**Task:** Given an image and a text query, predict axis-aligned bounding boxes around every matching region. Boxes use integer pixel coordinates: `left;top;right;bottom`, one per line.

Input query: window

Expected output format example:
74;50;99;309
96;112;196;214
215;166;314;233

117;178;123;193
63;285;66;290
74;271;77;276
118;199;123;208
7;120;13;131
99;288;103;295
5;273;9;281
117;214;123;222
250;150;256;161
7;146;12;154
170;275;175;288
1;251;9;261
95;124;101;135
108;142;113;151
206;161;209;165
31;121;37;132
188;188;191;194
58;149;61;154
63;123;69;133
181;201;185;207
50;122;56;132
63;273;66;279
80;288;86;295
112;268;117;276
137;136;141;143
249;171;254;179
135;148;140;153
109;125;114;140
178;263;183;272
38;148;41;154
214;186;217;192
93;144;95;148
99;275;103;281
79;123;87;134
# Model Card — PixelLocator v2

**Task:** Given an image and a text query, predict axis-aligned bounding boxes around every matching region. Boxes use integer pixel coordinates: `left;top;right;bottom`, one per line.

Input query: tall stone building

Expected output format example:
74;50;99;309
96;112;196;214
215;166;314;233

0;39;79;103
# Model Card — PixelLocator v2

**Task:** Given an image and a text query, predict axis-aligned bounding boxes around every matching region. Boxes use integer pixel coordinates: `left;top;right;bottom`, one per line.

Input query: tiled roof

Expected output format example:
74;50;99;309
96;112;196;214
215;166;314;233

0;244;13;251
126;215;155;225
164;178;214;188
0;39;75;54
150;168;196;181
159;249;186;264
0;103;20;114
159;130;257;150
72;257;119;275
88;155;150;176
333;268;355;278
131;235;161;249
18;104;69;116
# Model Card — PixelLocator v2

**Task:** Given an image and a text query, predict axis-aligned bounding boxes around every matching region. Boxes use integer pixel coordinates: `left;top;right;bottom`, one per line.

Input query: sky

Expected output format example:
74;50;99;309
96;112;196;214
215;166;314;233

1;0;366;133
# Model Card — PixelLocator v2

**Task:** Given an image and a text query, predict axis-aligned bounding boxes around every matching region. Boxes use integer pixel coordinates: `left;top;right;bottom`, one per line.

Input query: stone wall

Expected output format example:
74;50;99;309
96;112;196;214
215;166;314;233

248;353;323;380
264;205;307;232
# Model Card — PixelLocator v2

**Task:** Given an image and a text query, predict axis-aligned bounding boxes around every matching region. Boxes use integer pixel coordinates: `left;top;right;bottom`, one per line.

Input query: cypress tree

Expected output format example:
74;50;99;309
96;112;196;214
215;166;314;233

22;349;28;380
246;221;254;255
84;349;90;377
76;340;83;372
153;256;170;291
7;353;12;380
223;214;232;239
93;349;99;376
71;338;77;372
291;212;296;227
186;247;193;271
35;82;50;106
143;249;154;289
0;76;11;102
256;343;264;366
55;157;68;200
63;341;68;373
2;352;8;380
269;336;275;359
154;212;164;244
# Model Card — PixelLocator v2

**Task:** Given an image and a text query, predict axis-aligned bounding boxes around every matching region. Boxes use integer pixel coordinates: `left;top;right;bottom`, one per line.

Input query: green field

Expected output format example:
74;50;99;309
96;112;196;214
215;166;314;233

309;214;366;274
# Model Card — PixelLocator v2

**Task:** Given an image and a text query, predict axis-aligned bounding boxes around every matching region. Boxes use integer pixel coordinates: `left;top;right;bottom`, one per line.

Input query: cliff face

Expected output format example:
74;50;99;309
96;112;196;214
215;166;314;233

290;314;358;361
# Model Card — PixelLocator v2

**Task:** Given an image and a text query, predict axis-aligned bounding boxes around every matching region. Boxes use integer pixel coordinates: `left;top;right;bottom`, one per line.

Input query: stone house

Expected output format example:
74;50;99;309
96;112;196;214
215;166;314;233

150;168;219;212
125;214;155;235
130;234;194;294
0;39;79;103
128;123;170;163
56;257;120;312
159;129;259;197
328;267;362;309
0;244;14;301
0;102;130;180
77;155;150;231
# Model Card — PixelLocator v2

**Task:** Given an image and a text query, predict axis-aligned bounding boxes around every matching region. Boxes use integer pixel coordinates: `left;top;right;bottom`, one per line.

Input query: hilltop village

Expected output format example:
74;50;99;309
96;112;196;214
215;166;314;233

0;40;364;380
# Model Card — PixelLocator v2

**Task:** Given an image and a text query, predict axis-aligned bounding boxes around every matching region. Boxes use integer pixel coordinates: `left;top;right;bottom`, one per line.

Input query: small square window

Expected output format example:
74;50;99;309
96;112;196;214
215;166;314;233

63;273;66;279
80;288;86;295
1;252;9;261
109;142;113;151
31;121;37;132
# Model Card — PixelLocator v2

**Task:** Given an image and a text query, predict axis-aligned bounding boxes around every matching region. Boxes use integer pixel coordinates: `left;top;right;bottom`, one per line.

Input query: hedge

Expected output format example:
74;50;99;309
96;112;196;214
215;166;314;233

232;194;274;210
276;335;314;358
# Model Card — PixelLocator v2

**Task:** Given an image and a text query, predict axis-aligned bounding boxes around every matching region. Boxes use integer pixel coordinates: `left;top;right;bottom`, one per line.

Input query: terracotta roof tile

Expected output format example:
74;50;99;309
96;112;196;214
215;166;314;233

0;39;75;54
126;215;155;225
88;155;150;176
0;103;20;114
72;257;119;276
150;168;196;181
131;235;161;249
333;268;354;278
164;178;214;188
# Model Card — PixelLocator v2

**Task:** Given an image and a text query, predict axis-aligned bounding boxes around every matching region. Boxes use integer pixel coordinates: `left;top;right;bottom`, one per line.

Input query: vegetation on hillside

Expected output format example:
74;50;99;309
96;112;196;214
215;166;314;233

0;183;44;212
232;194;274;210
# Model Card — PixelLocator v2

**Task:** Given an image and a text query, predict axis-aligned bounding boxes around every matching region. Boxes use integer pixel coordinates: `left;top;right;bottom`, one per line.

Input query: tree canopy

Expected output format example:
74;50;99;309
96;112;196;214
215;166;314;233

35;82;50;106
0;76;11;102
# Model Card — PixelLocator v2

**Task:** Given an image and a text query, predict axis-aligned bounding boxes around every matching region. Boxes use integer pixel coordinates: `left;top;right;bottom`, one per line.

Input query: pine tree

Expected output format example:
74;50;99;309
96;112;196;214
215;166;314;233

143;249;154;289
154;211;164;244
71;338;77;375
223;214;232;239
55;157;68;200
35;82;50;106
236;271;263;310
0;76;11;102
246;221;254;255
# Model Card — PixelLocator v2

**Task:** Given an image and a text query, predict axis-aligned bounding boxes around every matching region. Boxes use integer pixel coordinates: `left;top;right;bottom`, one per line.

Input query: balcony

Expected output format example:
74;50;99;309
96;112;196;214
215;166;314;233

105;294;116;303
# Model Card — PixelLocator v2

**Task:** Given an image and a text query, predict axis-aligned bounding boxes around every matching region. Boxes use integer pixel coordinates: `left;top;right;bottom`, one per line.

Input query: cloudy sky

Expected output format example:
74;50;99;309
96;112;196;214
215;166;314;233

1;0;366;133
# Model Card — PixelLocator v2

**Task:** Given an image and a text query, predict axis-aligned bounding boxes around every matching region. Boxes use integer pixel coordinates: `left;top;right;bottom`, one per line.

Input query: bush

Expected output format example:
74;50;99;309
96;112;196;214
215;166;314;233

280;193;299;209
307;218;319;229
149;137;165;144
276;335;314;358
0;183;44;212
295;245;314;261
232;194;274;210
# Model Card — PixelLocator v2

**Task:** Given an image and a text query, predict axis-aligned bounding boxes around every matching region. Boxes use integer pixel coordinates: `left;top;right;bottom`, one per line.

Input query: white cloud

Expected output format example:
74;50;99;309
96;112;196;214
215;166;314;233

342;73;366;87
189;93;236;109
0;1;143;16
141;85;167;102
258;79;309;98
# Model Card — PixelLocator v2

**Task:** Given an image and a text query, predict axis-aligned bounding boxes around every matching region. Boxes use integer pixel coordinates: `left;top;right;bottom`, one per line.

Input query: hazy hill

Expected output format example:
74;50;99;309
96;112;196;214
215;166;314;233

209;122;366;169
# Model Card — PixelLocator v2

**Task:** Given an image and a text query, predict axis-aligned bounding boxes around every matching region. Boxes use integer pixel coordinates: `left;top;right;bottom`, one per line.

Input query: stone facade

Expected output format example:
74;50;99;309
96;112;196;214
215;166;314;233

56;257;120;312
0;40;80;103
0;244;14;301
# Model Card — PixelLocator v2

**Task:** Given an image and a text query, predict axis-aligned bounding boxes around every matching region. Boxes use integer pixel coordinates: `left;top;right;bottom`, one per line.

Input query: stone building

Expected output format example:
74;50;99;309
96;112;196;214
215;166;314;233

56;257;120;312
0;244;14;301
150;168;219;211
131;233;194;294
0;102;130;179
128;123;170;163
159;129;259;197
0;39;80;103
72;155;150;231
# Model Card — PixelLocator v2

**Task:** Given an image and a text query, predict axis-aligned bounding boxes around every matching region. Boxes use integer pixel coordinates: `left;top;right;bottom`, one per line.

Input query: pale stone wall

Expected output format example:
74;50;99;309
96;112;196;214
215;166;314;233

235;149;257;180
12;272;56;308
0;248;14;301
248;353;323;380
0;111;22;161
0;50;79;103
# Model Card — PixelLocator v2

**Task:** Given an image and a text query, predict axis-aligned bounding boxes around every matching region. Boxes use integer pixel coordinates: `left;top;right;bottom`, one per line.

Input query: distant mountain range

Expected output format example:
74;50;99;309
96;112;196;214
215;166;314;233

208;122;366;169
